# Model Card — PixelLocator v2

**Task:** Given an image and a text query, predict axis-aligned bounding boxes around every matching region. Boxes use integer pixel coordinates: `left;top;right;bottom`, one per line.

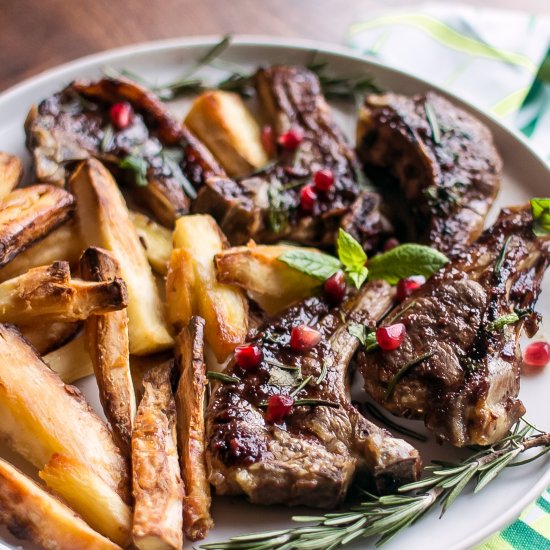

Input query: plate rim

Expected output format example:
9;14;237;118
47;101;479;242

0;34;548;550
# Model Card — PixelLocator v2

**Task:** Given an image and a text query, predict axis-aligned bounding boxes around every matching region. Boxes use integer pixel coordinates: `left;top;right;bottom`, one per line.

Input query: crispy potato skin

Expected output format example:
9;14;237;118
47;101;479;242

0;152;23;199
0;324;130;502
215;242;322;314
0;261;128;324
80;247;136;455
0;220;83;282
19;320;81;355
39;454;132;547
174;317;213;541
43;332;94;383
0;184;75;267
169;214;248;361
70;159;173;355
0;457;121;550
130;210;172;275
185;91;268;177
132;362;184;550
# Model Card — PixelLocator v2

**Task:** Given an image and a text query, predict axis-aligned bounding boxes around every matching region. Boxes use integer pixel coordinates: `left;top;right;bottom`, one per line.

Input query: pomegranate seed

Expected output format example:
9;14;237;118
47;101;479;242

383;238;400;251
234;344;263;369
300;184;317;213
396;275;426;301
265;394;294;423
376;323;406;351
260;125;276;157
109;102;133;130
290;325;321;352
313;169;334;192
324;270;346;303
523;341;550;368
278;127;303;150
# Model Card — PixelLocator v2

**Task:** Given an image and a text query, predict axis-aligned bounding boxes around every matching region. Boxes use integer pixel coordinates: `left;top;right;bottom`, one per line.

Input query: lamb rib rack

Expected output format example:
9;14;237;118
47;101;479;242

358;205;549;447
206;280;421;508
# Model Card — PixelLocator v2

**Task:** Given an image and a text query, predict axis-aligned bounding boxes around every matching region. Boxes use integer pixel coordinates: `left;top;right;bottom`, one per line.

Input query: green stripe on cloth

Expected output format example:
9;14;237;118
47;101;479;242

477;534;516;550
491;87;530;118
349;14;538;73
538;495;550;515
501;519;550;549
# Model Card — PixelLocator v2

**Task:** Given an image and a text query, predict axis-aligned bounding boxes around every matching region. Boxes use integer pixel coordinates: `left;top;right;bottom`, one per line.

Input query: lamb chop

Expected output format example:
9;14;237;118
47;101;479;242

206;280;421;508
194;66;391;250
356;91;502;256
358;205;549;447
25;76;224;226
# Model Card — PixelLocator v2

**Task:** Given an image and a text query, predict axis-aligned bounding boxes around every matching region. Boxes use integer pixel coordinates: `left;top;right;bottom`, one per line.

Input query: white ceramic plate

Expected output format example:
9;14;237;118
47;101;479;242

0;36;548;550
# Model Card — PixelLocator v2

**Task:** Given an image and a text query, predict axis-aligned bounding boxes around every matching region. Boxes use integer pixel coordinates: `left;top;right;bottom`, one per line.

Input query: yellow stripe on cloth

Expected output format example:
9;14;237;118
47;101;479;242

491;87;530;118
350;15;537;73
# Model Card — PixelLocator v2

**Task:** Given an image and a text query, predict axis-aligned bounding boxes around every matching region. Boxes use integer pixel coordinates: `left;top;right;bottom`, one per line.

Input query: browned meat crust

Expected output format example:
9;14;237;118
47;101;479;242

358;205;549;446
25;76;224;226
194;66;390;250
206;281;421;508
357;91;502;256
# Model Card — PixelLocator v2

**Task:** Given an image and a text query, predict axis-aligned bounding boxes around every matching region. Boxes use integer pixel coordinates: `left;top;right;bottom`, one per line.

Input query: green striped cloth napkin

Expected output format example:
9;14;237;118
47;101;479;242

347;4;550;549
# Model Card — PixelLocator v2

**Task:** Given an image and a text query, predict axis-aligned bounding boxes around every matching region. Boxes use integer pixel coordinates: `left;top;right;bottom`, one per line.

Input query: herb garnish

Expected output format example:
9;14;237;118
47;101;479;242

316;359;331;384
268;367;301;388
424;100;441;145
119;155;148;186
100;124;115;153
530;198;550;237
267;179;291;234
367;244;448;285
494;235;511;276
161;148;197;199
202;420;550;550
385;351;434;399
280;238;448;290
485;308;532;332
290;375;313;398
279;230;367;289
347;323;378;352
206;371;239;384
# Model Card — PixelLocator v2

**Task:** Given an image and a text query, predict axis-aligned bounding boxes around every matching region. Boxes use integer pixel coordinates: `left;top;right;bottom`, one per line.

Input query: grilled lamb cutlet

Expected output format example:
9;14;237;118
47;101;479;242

356;91;502;256
358;205;549;447
206;281;421;508
25;77;224;226
194;66;391;250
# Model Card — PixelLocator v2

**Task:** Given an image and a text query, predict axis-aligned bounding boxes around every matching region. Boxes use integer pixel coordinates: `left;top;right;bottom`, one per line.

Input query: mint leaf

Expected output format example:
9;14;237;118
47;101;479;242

337;229;366;272
278;250;341;281
348;266;368;289
120;155;148;186
367;244;448;285
531;198;550;237
337;229;368;288
348;323;378;351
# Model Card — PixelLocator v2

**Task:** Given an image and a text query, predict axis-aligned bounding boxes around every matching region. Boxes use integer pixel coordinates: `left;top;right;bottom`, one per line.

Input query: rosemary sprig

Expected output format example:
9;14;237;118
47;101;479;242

424;101;441;145
202;420;550;550
206;371;239;384
494;235;512;276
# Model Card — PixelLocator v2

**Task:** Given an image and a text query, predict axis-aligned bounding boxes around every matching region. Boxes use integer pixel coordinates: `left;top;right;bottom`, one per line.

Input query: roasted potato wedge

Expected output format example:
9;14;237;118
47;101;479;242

70;158;173;355
0;457;121;550
174;317;213;541
169;214;248;361
43;332;94;383
0;324;130;501
80;247;136;454
0;220;83;282
130;210;172;275
19;320;81;355
0;152;23;199
132;361;184;550
40;454;132;547
0;184;75;267
0;261;128;324
185;90;268;177
215;242;322;314
130;352;173;403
